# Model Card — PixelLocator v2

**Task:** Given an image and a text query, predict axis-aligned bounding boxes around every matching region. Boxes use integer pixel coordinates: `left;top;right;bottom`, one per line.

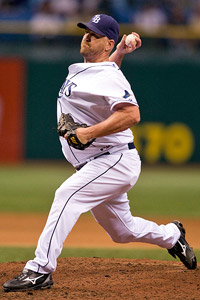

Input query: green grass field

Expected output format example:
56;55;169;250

0;162;199;216
0;162;199;262
0;247;200;264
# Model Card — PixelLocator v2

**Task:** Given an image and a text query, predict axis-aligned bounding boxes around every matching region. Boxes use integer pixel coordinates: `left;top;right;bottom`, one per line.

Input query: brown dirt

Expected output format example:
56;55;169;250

0;258;199;300
0;213;199;299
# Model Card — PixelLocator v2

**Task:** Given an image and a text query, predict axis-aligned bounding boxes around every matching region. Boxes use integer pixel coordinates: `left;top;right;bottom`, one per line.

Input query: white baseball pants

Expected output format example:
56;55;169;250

25;150;180;274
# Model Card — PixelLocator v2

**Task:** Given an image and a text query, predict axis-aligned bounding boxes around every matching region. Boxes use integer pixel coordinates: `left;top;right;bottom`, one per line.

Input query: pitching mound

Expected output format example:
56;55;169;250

0;257;199;299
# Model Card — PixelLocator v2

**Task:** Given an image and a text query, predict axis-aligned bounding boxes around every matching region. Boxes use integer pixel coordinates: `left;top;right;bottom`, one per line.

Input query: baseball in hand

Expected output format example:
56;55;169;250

125;34;137;47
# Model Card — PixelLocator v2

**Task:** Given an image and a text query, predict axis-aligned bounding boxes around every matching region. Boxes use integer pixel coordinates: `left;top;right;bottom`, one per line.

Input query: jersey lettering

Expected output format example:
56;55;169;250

58;79;77;98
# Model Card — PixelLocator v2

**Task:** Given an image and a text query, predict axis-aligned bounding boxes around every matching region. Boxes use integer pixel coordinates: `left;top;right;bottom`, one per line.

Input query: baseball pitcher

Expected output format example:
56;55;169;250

4;14;197;292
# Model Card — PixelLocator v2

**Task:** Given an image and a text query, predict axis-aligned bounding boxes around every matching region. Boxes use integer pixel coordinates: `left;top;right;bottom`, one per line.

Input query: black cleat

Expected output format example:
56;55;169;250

3;268;53;292
168;220;197;269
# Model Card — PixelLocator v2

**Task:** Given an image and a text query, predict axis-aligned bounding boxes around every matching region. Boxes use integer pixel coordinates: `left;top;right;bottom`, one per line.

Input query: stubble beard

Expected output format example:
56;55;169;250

80;42;104;62
80;43;90;58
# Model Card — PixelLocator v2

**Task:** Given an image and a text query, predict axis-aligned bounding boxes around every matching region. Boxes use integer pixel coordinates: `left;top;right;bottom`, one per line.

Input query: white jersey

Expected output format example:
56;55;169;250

57;61;139;167
25;62;181;277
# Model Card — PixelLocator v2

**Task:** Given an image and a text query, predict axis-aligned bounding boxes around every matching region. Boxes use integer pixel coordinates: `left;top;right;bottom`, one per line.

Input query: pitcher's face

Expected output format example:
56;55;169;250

80;29;113;62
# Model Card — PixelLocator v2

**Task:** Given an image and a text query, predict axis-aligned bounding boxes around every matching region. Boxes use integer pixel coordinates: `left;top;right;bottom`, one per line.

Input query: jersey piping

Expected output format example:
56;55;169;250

68;64;119;81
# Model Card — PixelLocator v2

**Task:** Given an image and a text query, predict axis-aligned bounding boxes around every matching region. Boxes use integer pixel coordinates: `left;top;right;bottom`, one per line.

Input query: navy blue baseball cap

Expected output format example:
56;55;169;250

77;14;119;44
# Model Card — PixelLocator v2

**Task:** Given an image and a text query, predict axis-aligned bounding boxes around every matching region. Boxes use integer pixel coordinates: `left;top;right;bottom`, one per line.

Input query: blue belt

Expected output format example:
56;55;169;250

75;142;135;171
128;142;135;149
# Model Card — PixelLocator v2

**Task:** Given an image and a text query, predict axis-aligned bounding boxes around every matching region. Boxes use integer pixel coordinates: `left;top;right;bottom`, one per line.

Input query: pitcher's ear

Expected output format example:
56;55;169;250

105;39;115;52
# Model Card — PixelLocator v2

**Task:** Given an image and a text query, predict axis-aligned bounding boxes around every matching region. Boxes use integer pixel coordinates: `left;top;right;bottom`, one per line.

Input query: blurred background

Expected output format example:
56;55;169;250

0;0;200;164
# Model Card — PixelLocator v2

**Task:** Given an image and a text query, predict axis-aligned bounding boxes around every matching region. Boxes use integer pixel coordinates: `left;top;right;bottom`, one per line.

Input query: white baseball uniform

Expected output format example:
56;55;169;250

25;62;180;274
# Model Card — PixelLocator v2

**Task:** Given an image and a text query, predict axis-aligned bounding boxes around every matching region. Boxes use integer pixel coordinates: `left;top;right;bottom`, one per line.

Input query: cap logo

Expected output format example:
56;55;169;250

92;15;101;24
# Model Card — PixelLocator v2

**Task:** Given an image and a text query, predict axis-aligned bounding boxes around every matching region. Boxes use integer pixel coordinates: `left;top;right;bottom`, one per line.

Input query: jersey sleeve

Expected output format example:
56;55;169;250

102;70;139;111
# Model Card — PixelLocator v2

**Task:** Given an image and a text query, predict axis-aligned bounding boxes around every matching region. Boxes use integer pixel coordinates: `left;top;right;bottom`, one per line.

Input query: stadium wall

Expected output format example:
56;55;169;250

0;54;199;164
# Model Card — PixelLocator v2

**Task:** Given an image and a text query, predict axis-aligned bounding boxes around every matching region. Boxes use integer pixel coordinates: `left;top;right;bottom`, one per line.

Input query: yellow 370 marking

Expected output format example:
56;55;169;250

131;122;195;164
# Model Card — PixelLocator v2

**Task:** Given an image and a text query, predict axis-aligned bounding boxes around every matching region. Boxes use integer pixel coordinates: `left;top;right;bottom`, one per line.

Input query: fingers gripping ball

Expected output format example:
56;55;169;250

57;113;95;150
125;34;137;47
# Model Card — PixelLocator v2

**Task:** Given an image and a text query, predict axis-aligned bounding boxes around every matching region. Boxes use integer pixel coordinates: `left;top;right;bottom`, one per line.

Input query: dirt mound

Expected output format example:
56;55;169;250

0;257;199;300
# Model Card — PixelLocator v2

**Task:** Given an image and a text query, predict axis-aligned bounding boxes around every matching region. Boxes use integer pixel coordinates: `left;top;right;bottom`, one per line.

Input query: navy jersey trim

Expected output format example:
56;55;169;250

69;64;117;81
40;153;123;270
68;144;80;163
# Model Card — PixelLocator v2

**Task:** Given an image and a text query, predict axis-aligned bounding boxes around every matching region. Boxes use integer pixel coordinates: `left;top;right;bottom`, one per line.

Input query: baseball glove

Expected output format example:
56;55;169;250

57;113;95;150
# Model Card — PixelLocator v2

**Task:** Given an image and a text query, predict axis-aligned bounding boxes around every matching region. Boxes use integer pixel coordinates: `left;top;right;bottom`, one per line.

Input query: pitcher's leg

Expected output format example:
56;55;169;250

26;153;134;273
91;194;180;249
25;167;106;274
25;190;85;273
